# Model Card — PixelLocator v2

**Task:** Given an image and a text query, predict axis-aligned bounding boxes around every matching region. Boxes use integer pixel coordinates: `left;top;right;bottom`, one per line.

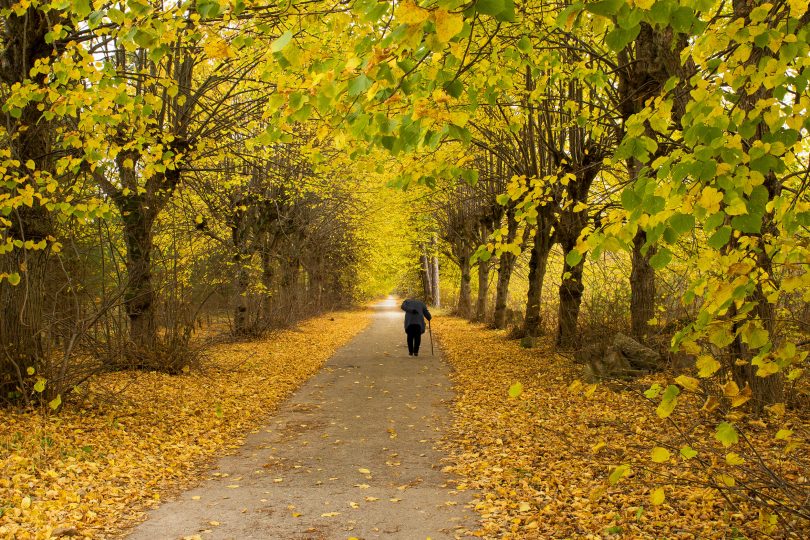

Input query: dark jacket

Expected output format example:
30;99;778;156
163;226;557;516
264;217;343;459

401;299;431;334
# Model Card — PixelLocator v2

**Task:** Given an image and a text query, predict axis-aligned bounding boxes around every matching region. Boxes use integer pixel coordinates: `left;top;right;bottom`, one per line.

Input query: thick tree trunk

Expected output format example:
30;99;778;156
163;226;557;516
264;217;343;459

493;210;519;329
121;201;157;352
493;252;516;329
475;258;489;321
556;256;585;349
630;230;656;340
522;217;554;338
456;254;472;317
0;6;58;396
233;257;250;334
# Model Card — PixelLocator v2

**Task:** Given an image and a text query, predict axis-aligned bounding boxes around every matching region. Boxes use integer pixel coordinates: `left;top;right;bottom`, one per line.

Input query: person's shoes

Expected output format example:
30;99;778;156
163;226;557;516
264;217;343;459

408;352;413;356
414;353;419;357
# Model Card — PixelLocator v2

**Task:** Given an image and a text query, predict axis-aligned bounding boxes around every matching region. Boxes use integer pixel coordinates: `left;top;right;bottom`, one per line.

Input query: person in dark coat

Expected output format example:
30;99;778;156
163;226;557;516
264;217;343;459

401;298;431;356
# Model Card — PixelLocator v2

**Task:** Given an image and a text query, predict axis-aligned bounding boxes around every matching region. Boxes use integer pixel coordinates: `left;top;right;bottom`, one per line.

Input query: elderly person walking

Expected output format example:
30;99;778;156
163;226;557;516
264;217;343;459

400;298;432;357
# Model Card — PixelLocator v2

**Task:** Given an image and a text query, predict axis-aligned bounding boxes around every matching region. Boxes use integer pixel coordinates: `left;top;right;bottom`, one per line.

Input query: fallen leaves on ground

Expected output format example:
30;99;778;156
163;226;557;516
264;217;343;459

435;317;808;539
0;310;370;539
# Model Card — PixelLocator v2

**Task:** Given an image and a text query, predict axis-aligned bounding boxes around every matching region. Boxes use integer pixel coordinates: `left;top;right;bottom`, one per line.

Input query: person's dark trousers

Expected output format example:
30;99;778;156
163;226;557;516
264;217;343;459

406;324;422;355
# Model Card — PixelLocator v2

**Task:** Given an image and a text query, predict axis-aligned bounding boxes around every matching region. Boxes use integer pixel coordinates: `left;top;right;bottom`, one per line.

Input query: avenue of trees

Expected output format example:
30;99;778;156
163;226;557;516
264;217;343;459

1;0;808;534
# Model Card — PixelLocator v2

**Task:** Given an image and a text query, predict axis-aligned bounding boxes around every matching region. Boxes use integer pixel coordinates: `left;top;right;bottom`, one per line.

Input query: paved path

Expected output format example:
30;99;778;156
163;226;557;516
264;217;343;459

127;298;475;539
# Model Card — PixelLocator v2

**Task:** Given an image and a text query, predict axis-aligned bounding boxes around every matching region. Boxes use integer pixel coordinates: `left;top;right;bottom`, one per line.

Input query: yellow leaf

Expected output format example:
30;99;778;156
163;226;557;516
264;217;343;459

702;395;721;412
397;1;430;25
718;473;735;487
434;9;464;43
775;429;793;440
48;394;61;410
730;384;751;407
591;441;606;453
766;403;786;416
696;355;721;377
651;447;671;463
25;159;36;170
358;468;371;474
320;511;340;517
725;452;745;465
788;0;808;18
698;186;724;213
722;380;740;397
674;375;700;392
21;496;31;509
650;487;665;505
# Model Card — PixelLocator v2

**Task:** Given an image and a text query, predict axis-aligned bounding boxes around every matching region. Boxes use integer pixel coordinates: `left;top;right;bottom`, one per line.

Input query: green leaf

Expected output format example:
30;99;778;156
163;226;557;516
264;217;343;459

608;464;631;485
668;213;695;234
348;74;372;97
516;36;532;53
271;30;293;53
605;24;641;52
715;422;738;447
648;248;672;270
565;249;583;268
585;0;624;17
475;0;504;16
33;378;46;393
215;404;224;418
7;273;21;286
643;383;661;399
621;187;641;211
656;384;680;418
707;226;731;250
508;382;523;398
680;445;698;459
744;325;769;349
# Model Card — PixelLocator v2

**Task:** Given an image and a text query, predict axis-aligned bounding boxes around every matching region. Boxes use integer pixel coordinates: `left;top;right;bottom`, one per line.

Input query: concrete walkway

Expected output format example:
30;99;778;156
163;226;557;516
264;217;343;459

127;298;475;539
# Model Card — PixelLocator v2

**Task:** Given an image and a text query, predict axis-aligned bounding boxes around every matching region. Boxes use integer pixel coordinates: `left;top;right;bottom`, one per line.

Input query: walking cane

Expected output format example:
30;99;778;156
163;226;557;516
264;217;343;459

428;319;434;356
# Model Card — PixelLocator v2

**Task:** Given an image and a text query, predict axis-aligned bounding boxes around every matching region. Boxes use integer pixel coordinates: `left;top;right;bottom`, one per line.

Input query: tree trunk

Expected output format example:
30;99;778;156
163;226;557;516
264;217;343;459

630;230;656;340
260;245;274;322
431;252;440;307
475;258;490;322
522;217;554;338
493;252;516;329
493;210;519;329
556;256;585;349
121;200;157;352
0;6;58;397
233;256;250;334
419;248;432;303
457;254;472;317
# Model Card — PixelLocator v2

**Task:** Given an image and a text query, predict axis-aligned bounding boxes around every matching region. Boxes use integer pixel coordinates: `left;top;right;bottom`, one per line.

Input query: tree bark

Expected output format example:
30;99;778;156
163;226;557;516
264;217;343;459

419;247;432;303
431;251;440;307
120;195;157;352
456;253;472;318
493;207;519;329
630;230;655;340
522;216;554;338
475;257;490;321
0;5;59;396
556;255;585;349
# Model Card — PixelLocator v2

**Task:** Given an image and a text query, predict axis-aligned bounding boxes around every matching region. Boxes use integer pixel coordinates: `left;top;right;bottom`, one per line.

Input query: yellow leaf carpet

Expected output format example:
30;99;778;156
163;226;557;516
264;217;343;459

0;310;370;539
434;317;807;539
